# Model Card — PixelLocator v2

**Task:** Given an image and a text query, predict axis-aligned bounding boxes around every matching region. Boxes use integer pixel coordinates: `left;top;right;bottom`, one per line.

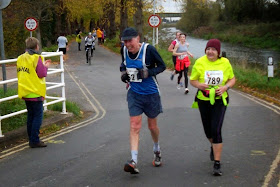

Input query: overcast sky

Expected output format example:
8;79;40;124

159;0;184;13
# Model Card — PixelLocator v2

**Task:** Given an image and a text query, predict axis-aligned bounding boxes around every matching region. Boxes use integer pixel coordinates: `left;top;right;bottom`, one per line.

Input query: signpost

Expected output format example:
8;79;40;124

0;0;11;94
267;57;274;81
24;17;38;37
148;14;161;46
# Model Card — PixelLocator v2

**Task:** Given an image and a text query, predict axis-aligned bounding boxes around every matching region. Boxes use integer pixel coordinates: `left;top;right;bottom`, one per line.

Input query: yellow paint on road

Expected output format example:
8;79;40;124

251;150;266;156
47;140;65;144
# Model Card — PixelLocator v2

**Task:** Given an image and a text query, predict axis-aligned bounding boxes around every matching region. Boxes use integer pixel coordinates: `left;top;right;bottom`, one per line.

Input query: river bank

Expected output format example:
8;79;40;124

159;27;280;69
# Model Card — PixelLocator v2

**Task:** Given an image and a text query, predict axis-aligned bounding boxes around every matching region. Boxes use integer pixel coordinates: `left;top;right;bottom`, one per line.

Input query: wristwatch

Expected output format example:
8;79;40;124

225;84;230;90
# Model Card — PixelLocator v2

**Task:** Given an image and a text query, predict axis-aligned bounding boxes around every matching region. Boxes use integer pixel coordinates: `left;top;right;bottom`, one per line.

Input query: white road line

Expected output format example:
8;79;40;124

0;65;106;159
231;90;280;186
231;89;280;114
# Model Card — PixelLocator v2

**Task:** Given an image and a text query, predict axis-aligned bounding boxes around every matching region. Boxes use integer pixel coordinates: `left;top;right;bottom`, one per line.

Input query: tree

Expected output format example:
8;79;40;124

133;0;143;41
120;0;128;37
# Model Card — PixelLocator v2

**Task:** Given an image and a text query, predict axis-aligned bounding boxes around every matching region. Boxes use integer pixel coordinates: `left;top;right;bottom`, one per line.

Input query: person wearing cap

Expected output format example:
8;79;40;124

190;39;236;176
120;27;166;174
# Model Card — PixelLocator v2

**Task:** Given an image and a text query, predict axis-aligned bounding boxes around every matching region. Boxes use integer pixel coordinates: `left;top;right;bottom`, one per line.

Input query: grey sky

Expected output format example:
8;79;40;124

160;0;184;13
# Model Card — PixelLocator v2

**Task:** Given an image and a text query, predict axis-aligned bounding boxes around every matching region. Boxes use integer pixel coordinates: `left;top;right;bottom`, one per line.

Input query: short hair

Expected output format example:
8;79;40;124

25;37;39;49
180;33;187;37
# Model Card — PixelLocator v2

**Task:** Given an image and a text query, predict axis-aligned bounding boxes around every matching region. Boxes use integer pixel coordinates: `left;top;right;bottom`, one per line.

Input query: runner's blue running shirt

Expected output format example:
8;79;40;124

120;43;166;95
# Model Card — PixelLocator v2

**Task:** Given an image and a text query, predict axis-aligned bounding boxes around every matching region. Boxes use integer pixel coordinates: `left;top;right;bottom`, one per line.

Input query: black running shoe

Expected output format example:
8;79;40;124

153;151;162;167
124;160;139;174
213;161;222;176
210;146;214;161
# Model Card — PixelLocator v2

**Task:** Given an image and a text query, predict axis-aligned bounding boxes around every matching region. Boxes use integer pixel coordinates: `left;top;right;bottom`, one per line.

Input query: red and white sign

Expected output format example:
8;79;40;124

24;17;38;31
148;14;161;28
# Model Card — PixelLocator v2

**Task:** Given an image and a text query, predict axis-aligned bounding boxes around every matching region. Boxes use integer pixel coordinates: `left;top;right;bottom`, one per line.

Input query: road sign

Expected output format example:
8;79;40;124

24;17;38;31
148;14;161;28
0;0;11;9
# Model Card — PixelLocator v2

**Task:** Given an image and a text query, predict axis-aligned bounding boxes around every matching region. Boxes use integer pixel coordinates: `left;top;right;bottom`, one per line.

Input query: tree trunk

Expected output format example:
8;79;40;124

107;1;116;39
36;26;42;50
133;0;143;42
120;0;128;38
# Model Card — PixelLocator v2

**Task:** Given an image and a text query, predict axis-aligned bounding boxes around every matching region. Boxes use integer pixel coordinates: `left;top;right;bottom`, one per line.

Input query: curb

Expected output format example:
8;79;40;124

0;111;74;151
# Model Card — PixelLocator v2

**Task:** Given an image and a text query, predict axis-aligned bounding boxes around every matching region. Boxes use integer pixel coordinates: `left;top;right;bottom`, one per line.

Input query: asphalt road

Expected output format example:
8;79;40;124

0;41;279;187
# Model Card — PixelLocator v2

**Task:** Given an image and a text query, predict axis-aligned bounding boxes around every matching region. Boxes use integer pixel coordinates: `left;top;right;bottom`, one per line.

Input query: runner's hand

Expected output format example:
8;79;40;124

121;73;130;83
137;69;149;79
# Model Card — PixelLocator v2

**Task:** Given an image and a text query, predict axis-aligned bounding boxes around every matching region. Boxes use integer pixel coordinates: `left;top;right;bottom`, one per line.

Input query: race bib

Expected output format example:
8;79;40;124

178;54;187;60
127;68;142;82
204;71;223;86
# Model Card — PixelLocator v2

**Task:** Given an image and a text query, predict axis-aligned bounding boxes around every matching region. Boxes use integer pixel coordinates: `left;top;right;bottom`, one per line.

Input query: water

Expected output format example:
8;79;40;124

161;27;280;68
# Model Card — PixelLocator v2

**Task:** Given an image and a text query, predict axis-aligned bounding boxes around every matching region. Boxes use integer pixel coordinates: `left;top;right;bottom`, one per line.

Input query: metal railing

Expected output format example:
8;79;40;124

0;51;67;137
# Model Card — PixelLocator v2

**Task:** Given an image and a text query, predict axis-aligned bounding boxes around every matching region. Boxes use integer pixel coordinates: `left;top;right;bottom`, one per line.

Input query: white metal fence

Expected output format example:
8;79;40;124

0;51;67;137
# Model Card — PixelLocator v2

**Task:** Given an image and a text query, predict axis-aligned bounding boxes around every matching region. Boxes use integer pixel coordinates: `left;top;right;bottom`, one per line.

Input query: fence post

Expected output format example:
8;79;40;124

0;120;4;137
42;56;48;111
60;53;67;114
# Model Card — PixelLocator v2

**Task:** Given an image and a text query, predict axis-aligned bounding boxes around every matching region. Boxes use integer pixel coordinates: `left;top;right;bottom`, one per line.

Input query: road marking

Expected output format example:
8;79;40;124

47;140;65;144
251;150;266;156
0;65;106;160
231;89;280;115
231;90;280;186
262;148;280;187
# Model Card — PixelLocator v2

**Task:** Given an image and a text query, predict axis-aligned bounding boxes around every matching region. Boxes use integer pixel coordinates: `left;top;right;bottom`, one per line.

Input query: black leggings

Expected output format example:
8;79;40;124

197;99;227;143
172;55;176;66
177;67;188;88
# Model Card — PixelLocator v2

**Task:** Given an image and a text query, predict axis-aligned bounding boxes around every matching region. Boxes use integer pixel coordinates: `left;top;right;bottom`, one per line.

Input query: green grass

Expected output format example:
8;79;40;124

0;89;81;133
232;62;280;92
192;22;280;52
47;100;81;117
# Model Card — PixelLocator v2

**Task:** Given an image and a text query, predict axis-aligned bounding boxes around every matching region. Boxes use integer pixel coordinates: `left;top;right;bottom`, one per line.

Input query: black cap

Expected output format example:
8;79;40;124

121;27;138;41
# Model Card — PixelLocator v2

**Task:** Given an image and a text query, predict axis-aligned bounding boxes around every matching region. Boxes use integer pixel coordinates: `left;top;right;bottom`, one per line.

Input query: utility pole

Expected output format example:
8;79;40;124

0;0;12;94
152;0;155;46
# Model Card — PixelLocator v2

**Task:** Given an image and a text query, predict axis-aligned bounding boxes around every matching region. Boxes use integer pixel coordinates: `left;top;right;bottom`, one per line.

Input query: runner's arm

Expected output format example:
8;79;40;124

36;57;48;78
120;46;126;72
168;43;175;52
145;45;166;76
190;80;209;91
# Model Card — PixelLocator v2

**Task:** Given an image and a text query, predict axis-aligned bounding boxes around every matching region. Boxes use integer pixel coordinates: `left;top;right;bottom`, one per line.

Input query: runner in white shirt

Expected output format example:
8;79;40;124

84;32;96;63
57;33;68;55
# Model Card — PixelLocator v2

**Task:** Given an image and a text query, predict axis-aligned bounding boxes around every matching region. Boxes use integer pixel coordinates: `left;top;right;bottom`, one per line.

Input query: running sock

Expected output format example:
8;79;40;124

153;142;160;152
131;150;138;164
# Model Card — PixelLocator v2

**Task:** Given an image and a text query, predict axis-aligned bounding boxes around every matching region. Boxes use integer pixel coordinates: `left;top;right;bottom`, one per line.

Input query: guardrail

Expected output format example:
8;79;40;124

0;51;67;137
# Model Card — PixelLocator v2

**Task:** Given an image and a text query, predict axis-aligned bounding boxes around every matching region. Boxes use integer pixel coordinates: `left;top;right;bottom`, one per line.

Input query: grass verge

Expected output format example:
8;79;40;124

0;89;81;133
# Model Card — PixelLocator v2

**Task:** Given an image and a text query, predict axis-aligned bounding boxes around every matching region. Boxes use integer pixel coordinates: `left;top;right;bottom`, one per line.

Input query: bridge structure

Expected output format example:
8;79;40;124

157;12;183;22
